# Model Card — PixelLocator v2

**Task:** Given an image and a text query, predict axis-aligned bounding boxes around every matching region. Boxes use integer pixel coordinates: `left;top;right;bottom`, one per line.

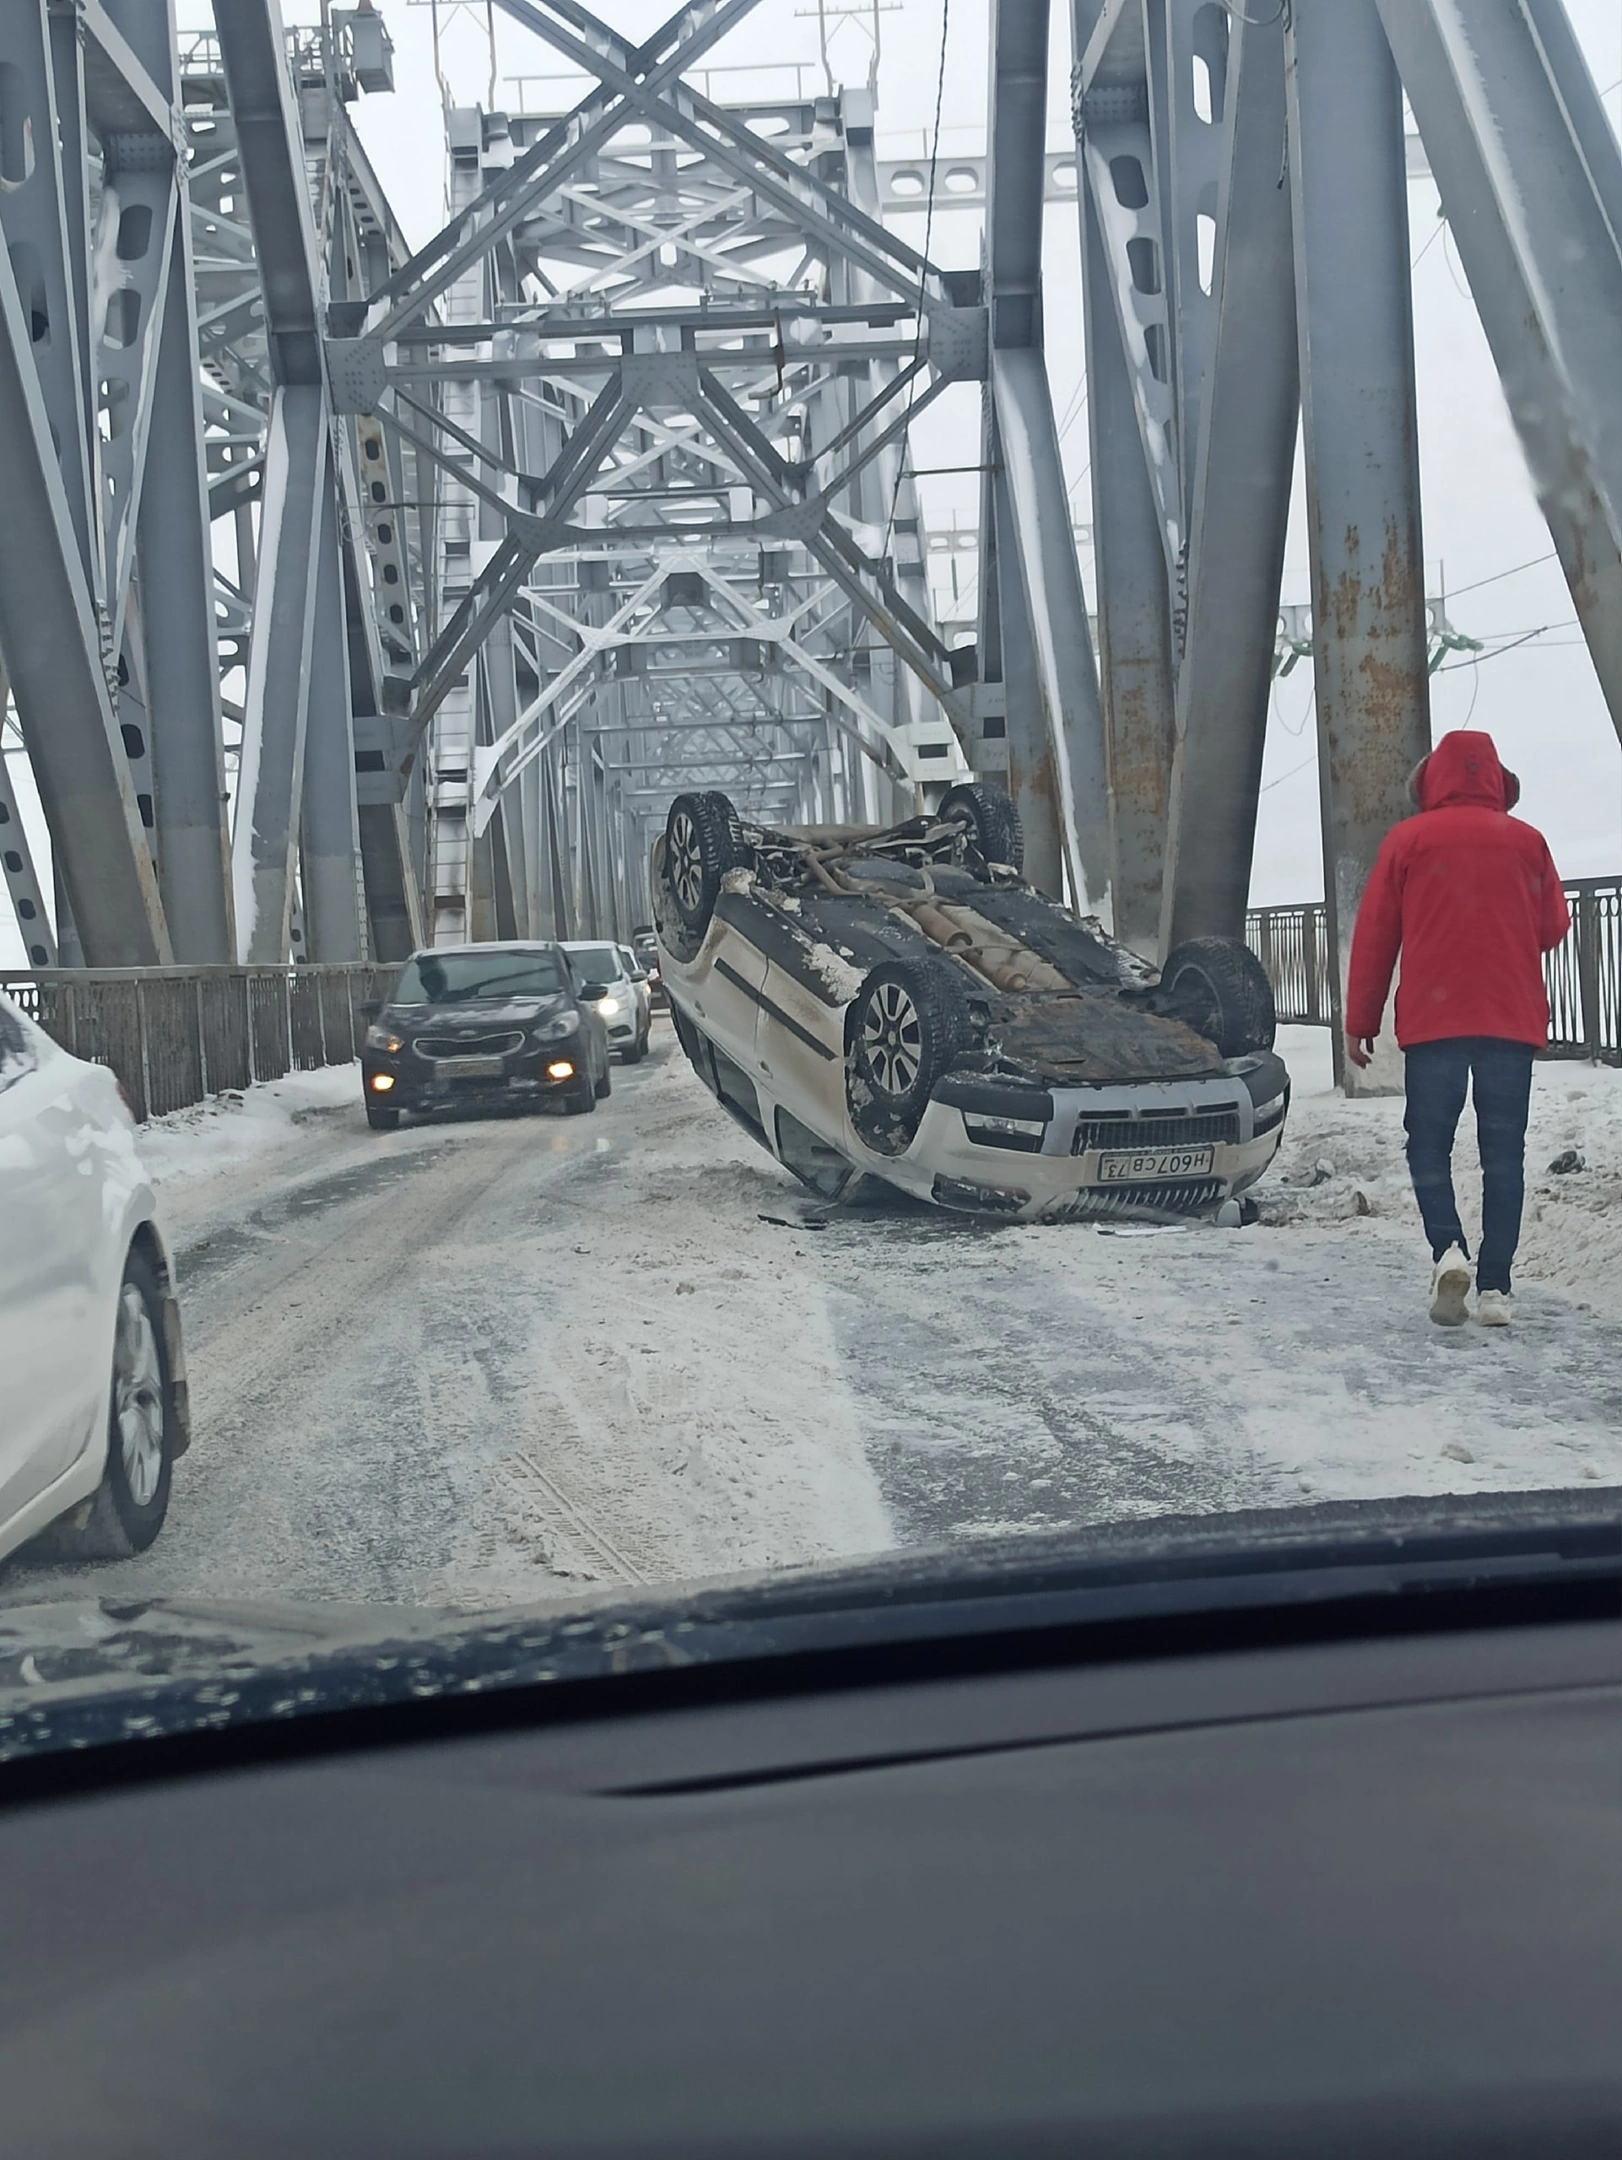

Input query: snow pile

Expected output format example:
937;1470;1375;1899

1260;1027;1622;1324
805;941;866;1003
133;1063;360;1189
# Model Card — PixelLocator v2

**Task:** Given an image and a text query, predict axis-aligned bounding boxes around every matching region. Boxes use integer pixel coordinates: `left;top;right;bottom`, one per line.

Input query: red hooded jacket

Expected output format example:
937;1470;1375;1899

1344;730;1569;1049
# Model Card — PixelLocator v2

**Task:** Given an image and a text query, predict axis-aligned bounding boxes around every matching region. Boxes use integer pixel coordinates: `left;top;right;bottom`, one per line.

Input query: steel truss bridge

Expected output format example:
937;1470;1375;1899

1;0;1619;1050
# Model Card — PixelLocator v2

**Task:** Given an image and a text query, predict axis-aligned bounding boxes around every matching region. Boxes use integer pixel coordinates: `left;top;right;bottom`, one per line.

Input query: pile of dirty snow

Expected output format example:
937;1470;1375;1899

133;1063;360;1188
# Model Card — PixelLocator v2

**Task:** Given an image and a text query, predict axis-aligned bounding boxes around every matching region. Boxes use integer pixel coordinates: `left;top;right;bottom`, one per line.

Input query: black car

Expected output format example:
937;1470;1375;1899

359;941;613;1129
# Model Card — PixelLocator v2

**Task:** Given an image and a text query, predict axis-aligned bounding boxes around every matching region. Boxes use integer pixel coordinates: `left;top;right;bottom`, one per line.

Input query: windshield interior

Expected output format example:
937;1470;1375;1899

390;952;564;1004
0;0;1618;1779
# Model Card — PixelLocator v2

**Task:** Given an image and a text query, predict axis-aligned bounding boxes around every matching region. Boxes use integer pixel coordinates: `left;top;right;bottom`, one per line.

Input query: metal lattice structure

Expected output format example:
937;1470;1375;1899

1;0;1619;1049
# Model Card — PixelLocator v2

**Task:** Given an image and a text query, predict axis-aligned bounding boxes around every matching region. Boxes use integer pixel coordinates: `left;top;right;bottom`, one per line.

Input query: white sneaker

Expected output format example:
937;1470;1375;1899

1476;1289;1514;1327
1428;1247;1472;1327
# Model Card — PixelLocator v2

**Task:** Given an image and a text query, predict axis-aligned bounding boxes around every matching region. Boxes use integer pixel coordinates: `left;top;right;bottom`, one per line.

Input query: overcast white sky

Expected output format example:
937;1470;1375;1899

4;0;1620;967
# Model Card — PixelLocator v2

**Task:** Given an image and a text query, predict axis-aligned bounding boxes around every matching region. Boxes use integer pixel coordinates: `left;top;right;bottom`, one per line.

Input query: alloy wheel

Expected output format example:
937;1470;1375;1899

669;809;704;914
113;1282;165;1507
862;981;923;1097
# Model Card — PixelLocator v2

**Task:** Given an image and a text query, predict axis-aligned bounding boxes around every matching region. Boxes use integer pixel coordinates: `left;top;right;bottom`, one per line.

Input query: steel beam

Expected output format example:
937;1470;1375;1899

209;0;324;385
1288;0;1432;1093
1081;173;1176;956
136;198;236;961
1158;8;1298;954
0;235;168;963
1374;0;1622;736
231;387;326;962
985;0;1107;911
0;668;57;967
299;468;366;961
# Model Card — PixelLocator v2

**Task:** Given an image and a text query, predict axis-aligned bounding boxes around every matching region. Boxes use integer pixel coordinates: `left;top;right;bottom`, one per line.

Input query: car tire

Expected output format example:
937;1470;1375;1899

365;1099;400;1131
665;791;752;938
845;957;973;1156
42;1247;175;1560
595;1056;612;1100
618;1032;646;1065
1157;937;1277;1057
564;1069;597;1114
939;782;1024;876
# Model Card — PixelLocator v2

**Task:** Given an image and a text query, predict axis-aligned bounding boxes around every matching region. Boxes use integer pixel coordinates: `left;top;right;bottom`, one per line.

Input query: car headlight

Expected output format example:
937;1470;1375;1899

1254;1091;1288;1132
597;992;627;1015
366;1024;404;1054
533;1012;581;1044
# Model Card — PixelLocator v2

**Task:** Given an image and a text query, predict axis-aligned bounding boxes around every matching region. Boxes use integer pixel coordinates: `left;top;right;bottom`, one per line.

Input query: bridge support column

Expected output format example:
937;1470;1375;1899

1288;0;1431;1095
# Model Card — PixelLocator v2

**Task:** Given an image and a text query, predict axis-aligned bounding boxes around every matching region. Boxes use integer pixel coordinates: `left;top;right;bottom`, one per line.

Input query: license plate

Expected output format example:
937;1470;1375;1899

1097;1144;1215;1182
435;1055;505;1080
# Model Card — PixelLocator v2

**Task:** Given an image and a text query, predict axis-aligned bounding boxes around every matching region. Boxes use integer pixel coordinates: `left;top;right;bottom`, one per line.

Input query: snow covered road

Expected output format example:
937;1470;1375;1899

6;1024;1620;1609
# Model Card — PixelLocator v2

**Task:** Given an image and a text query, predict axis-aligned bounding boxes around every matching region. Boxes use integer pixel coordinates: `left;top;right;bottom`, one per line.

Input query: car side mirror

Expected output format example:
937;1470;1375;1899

579;983;611;1001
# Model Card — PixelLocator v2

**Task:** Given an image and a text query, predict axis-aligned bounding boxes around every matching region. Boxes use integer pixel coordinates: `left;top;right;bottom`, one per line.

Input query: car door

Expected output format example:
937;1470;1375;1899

0;1007;109;1519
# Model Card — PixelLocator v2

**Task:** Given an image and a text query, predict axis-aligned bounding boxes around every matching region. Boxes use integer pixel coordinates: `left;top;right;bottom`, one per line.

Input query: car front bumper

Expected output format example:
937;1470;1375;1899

361;1043;588;1113
870;1063;1289;1223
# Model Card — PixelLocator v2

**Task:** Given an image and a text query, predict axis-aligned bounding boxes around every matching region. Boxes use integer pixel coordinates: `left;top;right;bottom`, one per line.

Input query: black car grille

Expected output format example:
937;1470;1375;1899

1072;1110;1241;1156
413;1030;525;1061
1048;1178;1228;1221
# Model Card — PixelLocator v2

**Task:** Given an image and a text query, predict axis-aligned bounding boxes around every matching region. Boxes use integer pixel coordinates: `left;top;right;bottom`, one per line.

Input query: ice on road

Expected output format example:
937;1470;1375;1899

7;1024;1620;1609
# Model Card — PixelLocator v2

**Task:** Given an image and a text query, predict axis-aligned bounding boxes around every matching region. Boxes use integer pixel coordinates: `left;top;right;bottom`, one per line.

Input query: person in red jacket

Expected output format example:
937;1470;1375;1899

1344;729;1569;1329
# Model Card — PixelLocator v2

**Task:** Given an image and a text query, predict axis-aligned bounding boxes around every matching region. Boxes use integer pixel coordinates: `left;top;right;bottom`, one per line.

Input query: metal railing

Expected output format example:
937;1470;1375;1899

0;964;397;1122
1246;877;1622;1063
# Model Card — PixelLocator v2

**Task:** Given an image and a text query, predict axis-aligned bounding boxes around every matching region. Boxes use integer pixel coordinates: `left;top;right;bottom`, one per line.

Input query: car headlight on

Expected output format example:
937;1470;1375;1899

595;991;627;1015
366;1024;404;1054
533;1012;581;1044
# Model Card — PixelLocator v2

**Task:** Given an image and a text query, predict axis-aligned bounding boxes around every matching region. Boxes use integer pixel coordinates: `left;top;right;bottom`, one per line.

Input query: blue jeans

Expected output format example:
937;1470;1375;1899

1403;1038;1534;1294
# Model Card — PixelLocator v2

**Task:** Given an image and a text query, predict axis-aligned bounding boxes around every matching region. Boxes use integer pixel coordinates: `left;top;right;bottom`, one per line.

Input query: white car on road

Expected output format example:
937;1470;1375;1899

561;941;653;1062
653;786;1290;1223
0;993;188;1569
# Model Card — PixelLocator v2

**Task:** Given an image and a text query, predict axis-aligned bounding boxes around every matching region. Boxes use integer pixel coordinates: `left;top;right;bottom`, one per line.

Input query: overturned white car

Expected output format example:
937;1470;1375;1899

652;786;1290;1223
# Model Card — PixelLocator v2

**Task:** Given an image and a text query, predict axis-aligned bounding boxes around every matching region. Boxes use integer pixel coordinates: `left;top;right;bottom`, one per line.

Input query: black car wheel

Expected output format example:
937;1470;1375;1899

665;792;751;938
365;1099;400;1131
845;958;972;1156
41;1247;175;1560
1157;937;1277;1057
595;1053;612;1100
564;1071;597;1115
939;783;1024;875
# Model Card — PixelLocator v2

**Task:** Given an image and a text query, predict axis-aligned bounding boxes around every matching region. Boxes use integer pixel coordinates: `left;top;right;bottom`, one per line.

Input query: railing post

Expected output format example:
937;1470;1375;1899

135;979;152;1123
1576;884;1600;1061
195;974;209;1099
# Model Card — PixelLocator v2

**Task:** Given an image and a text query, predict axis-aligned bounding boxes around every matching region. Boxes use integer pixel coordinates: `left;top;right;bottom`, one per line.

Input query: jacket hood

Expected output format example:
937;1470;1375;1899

1408;730;1520;813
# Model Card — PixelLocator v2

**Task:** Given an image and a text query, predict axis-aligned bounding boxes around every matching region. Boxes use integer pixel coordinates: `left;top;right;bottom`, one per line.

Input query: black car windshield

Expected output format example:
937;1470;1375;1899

391;951;565;1004
567;945;624;984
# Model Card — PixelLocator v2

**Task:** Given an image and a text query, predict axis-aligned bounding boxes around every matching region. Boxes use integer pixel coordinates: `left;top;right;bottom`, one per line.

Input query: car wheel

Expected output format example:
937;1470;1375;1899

665;791;752;938
1157;937;1277;1057
845;957;972;1156
619;1031;647;1065
939;782;1024;876
595;1055;612;1099
564;1069;597;1114
45;1248;175;1559
365;1099;400;1131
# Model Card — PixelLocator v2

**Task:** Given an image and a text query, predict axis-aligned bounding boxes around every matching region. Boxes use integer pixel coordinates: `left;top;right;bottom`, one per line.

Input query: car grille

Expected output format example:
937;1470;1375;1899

413;1031;525;1061
1072;1110;1241;1156
1046;1178;1228;1222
